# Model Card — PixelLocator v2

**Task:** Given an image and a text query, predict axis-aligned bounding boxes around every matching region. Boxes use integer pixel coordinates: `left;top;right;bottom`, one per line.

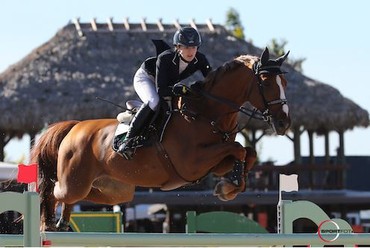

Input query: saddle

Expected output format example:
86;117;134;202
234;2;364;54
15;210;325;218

113;99;171;151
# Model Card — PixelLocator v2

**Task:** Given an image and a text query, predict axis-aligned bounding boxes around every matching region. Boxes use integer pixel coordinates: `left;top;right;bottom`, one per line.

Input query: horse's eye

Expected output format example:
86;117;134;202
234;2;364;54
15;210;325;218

260;74;269;80
261;79;270;87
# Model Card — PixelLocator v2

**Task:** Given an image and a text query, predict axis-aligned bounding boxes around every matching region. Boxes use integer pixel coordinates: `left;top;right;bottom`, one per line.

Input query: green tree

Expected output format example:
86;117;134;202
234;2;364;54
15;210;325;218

225;8;245;40
269;38;288;57
268;38;306;72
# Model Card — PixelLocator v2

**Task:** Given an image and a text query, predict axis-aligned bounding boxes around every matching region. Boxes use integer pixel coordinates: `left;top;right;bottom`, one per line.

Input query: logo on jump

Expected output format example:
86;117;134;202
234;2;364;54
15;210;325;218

317;219;353;242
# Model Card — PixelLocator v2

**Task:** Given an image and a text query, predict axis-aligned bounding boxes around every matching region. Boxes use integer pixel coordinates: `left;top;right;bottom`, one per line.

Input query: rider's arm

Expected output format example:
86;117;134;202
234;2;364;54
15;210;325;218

156;52;176;97
197;52;212;77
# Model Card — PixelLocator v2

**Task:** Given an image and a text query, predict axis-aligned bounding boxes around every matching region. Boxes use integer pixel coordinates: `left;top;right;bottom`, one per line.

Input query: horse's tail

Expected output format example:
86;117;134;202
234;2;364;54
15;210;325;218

30;120;79;216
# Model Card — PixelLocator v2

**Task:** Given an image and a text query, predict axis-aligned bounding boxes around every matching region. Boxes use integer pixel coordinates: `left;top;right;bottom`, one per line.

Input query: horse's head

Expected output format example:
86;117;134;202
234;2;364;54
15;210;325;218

247;47;291;135
188;47;290;137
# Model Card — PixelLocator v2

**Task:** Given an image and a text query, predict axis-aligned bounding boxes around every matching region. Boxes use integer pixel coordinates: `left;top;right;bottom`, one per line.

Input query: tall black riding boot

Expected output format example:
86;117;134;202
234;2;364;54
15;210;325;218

117;103;154;159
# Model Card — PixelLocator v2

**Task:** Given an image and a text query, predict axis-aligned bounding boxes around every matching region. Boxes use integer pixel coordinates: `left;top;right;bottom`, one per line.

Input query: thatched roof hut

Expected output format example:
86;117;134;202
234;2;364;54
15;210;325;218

0;19;368;163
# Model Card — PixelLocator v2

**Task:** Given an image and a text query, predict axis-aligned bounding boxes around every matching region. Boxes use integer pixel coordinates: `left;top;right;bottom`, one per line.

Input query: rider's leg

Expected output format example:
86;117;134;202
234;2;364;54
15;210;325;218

116;68;158;159
133;68;159;111
117;103;154;159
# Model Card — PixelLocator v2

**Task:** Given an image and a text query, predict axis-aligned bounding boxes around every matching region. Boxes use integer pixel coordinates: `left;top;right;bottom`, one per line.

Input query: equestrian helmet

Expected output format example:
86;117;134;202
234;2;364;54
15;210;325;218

173;27;201;47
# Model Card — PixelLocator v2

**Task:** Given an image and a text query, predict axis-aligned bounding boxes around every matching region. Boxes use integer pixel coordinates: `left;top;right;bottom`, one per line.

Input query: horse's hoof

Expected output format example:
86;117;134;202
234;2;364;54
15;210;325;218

56;226;70;232
213;186;229;202
56;219;70;232
215;191;238;201
43;226;57;232
213;180;237;201
213;179;244;201
217;194;229;202
219;193;237;201
213;181;223;196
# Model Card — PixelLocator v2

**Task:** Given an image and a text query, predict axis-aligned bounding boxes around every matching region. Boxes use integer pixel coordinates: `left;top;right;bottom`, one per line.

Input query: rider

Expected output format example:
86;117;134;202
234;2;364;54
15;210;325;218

117;27;213;159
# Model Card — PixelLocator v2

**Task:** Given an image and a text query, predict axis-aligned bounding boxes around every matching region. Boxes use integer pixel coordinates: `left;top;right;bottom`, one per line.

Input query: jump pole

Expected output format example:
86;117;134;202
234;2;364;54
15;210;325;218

2;232;370;247
2;177;370;247
42;232;370;247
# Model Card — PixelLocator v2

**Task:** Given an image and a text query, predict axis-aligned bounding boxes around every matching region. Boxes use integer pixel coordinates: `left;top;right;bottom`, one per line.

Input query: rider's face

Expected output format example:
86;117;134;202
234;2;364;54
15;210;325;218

177;45;198;62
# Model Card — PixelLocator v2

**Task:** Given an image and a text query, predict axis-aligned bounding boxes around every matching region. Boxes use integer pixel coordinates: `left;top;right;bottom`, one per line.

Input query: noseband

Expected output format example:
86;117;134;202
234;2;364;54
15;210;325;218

256;75;288;123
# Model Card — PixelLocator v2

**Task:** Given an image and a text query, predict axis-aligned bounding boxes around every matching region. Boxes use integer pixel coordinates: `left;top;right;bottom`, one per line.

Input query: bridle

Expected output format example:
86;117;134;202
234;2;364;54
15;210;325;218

179;64;288;141
253;62;288;123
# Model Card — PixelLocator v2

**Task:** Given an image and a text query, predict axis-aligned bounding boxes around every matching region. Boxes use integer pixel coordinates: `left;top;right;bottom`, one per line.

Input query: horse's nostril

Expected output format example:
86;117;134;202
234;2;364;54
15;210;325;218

278;120;285;128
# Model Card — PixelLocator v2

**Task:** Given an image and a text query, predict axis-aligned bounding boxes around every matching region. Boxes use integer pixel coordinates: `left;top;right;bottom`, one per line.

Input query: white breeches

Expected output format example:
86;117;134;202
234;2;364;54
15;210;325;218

133;68;159;111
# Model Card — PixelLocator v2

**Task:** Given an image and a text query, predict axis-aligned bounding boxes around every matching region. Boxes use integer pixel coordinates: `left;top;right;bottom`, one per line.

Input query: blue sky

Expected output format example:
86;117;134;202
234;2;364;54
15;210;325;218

2;0;370;164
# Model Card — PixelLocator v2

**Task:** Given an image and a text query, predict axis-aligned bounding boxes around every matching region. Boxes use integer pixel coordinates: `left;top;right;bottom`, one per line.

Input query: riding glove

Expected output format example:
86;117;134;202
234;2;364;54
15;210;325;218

172;83;189;96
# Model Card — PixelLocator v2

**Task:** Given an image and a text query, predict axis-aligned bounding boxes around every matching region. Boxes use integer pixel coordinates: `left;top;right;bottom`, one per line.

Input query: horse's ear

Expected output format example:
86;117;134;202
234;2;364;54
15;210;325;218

260;47;270;65
276;50;290;65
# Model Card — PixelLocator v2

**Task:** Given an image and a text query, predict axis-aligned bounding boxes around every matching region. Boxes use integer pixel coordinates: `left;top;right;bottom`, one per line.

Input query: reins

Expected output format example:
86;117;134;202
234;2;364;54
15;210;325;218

187;89;263;140
198;89;267;121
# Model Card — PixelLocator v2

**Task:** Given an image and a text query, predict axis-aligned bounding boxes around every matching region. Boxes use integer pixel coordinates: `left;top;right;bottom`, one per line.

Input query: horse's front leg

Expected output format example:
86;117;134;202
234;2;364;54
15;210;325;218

212;146;257;201
211;146;257;176
195;141;246;167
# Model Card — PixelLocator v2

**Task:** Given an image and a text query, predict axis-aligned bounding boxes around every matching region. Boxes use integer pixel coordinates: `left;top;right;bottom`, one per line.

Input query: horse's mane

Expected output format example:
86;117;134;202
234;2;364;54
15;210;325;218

234;55;259;69
203;55;259;87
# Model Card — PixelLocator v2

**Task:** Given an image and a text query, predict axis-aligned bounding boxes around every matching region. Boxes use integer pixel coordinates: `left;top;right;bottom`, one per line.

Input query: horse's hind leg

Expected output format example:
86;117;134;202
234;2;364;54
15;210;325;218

54;184;135;231
85;178;136;205
53;154;98;205
56;203;74;232
40;183;58;231
82;187;135;205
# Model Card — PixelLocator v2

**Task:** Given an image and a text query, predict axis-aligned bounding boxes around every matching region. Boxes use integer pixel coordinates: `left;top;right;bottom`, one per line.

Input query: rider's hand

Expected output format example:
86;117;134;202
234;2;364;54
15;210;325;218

172;83;188;96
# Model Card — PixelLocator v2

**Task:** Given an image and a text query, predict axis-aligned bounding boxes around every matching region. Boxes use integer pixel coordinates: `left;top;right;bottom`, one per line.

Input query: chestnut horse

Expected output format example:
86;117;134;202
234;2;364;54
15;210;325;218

32;48;290;231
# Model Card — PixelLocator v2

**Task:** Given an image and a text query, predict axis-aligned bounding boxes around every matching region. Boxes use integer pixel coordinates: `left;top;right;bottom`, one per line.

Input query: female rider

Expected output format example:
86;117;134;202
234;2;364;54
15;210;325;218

117;27;212;159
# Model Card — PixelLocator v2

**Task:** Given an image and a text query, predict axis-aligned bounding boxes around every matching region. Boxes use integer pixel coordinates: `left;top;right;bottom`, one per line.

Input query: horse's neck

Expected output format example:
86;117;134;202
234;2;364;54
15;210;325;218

200;67;256;129
203;80;249;112
180;88;238;132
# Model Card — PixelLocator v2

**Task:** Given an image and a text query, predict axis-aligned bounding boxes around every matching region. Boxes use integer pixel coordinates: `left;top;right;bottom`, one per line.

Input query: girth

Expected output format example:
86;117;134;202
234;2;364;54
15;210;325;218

155;141;194;191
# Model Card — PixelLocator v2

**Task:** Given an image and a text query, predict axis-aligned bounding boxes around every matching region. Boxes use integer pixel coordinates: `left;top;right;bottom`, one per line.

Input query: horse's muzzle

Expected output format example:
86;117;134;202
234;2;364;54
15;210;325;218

274;116;291;135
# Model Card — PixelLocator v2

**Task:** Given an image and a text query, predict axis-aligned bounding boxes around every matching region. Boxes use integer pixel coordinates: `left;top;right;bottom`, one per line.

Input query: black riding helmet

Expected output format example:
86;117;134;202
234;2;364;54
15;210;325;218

173;27;201;47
